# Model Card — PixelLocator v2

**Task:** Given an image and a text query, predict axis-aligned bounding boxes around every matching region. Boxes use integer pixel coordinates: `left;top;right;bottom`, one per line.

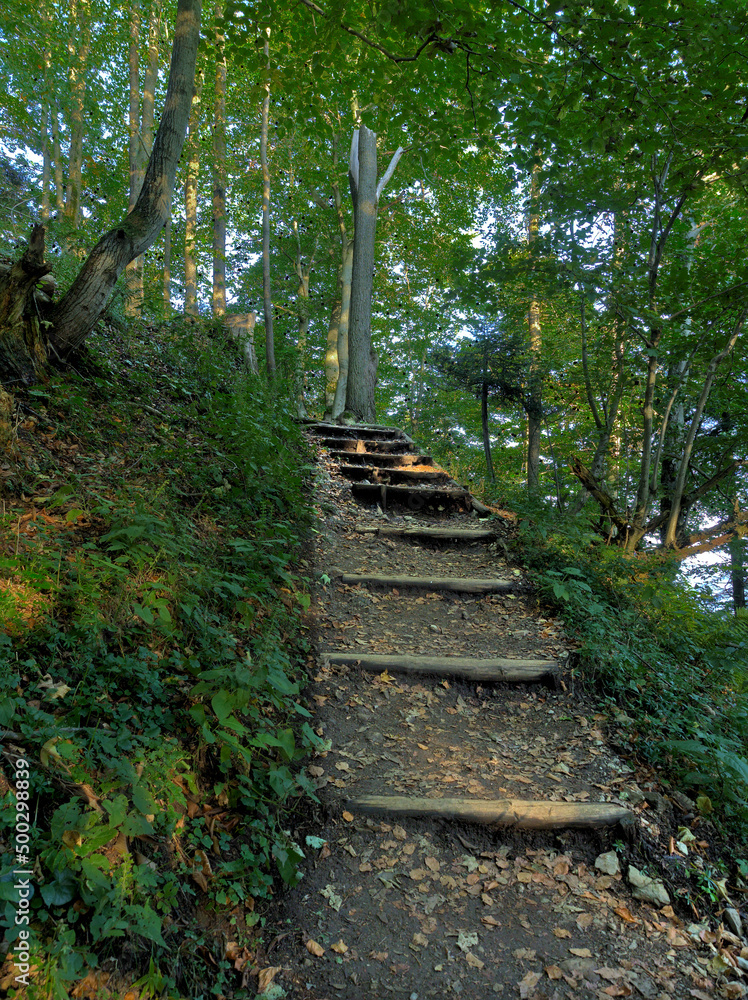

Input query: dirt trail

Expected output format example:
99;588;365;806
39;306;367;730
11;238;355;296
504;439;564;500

262;425;724;1000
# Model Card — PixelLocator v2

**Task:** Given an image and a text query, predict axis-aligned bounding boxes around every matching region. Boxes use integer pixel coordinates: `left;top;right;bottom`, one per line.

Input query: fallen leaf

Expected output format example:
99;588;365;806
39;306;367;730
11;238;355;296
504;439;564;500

330;940;348;955
481;915;500;927
518;971;541;998
576;913;594;930
553;927;572;939
369;951;388;961
545;965;563;980
465;952;484;969
342;810;354;822
569;948;592;958
257;967;281;992
411;933;429;948
614;905;639;925
306;939;325;957
513;949;536;961
392;825;407;841
425;856;440;872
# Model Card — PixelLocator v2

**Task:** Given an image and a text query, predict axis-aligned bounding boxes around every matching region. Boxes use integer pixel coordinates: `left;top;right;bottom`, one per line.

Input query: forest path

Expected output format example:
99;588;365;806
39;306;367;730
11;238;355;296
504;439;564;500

264;424;715;1000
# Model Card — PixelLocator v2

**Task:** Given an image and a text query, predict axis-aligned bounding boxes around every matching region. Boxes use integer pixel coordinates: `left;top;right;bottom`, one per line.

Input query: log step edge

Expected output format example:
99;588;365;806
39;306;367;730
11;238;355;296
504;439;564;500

340;573;514;593
323;652;556;683
345;795;635;832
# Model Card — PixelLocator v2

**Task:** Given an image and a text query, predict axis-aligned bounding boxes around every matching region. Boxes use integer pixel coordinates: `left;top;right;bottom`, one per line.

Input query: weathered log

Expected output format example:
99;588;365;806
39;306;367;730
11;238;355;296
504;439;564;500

339;573;513;593
0;224;53;385
346;795;634;831
323;652;555;682
355;525;496;541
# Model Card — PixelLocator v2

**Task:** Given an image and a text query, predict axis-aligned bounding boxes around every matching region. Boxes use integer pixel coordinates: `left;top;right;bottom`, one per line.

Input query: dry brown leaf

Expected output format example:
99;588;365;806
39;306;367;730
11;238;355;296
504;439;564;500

569;947;592;958
425;856;440;871
409;869;428;881
306;939;325;957
359;862;373;872
71;972;111;998
465;953;484;969
481;915;500;927
257;967;281;992
553;927;572;939
518;970;541;998
411;933;429;948
545;965;563;980
342;810;354;822
614;905;639;924
602;986;632;997
307;765;325;777
576;913;594;930
481;893;494;906
330;940;348;954
393;825;407;841
369;950;388;961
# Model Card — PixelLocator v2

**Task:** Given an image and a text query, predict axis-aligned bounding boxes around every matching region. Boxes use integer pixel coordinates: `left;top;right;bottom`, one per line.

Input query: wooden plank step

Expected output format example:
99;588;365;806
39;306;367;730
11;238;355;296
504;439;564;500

308;422;401;440
339;465;449;485
330;451;434;468
340;573;513;593
324;652;555;683
356;525;496;541
323;439;411;454
351;483;473;509
346;795;635;832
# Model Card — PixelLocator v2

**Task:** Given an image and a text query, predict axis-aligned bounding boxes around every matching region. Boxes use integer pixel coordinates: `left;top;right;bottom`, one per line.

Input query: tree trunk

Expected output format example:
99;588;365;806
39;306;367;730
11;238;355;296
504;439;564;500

526;160;542;493
52;107;64;212
65;0;91;228
125;0;142;315
163;212;172;316
41;106;51;222
212;1;227;317
0;226;53;385
345;126;378;422
184;68;204;317
331;242;353;419
324;267;342;416
261;31;275;377
225;313;258;374
481;380;495;482
49;0;202;356
730;533;746;613
125;0;162;316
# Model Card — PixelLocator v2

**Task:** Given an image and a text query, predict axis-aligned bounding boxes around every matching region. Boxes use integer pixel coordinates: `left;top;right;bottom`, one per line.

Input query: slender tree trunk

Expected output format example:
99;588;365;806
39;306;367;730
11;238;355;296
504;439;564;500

125;0;142;315
184;69;204;316
50;0;203;354
261;31;275;376
163;212;172;316
481;380;495;482
212;1;227;317
52;107;64;212
324;267;342;415
65;0;91;228
730;534;746;613
332;242;353;418
526;160;542;493
41;106;51;222
126;0;162;315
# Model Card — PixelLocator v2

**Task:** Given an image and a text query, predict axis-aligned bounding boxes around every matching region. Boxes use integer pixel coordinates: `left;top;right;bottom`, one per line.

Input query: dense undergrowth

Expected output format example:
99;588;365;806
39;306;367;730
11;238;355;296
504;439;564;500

0;319;321;998
494;493;748;851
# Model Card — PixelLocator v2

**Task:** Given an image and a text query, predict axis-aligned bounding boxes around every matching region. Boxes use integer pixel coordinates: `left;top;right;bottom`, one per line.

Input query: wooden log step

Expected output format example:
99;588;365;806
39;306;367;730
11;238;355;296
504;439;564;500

339;572;513;593
330;451;434;469
326;440;411;454
323;652;555;683
345;795;634;832
351;483;473;509
339;465;449;485
356;525;496;541
308;422;401;440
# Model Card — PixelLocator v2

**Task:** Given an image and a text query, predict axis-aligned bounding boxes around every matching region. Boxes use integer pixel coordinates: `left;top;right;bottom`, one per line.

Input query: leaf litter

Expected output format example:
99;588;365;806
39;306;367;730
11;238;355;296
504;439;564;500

261;444;744;1000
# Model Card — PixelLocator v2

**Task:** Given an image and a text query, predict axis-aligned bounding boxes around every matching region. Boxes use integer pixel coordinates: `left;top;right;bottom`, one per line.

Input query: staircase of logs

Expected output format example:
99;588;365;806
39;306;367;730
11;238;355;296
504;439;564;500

306;420;634;834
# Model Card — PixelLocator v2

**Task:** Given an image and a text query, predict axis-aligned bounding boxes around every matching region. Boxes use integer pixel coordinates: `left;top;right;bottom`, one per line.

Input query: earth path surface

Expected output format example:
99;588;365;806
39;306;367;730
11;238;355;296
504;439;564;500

260;424;727;1000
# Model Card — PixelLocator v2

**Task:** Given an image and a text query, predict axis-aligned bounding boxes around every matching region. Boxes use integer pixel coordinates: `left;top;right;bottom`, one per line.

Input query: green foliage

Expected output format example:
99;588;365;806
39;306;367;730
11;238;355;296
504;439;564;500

0;319;319;997
510;499;748;842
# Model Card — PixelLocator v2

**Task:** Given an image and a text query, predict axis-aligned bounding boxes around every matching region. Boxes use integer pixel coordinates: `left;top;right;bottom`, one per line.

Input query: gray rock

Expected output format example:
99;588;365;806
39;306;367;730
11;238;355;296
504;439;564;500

628;865;670;906
595;850;620;875
725;906;743;937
